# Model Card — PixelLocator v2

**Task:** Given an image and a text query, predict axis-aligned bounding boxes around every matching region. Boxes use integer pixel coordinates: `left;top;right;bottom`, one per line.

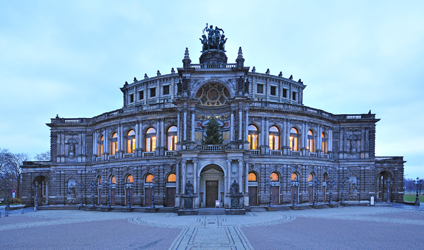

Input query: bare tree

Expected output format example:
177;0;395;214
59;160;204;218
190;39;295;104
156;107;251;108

35;151;50;161
5;153;30;198
0;148;12;174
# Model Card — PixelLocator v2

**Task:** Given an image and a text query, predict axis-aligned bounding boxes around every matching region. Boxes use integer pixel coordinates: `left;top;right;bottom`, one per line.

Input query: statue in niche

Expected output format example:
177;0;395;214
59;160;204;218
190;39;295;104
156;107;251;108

231;180;239;195
185;181;194;196
68;138;77;159
68;183;76;196
349;175;358;192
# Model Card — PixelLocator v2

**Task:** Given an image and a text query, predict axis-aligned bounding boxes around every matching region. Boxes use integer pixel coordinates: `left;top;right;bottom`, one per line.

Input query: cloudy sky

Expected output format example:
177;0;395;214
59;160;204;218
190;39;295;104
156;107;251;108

1;1;423;178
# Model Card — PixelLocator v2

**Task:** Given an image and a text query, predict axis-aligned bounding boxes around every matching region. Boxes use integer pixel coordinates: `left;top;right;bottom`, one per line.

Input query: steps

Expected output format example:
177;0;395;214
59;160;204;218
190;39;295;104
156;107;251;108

198;208;225;215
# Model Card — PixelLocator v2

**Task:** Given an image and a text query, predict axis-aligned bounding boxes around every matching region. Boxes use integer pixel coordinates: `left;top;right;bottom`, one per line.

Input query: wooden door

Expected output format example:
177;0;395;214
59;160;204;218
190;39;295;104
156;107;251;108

145;188;152;207
309;186;313;204
271;186;279;205
166;188;176;207
249;186;258;206
206;181;218;207
110;189;116;206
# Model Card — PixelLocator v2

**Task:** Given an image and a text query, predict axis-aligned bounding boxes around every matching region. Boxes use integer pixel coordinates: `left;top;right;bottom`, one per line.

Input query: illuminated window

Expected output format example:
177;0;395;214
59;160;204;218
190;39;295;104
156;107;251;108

146;128;157;152
98;136;104;156
308;173;314;182
322;132;328;154
127;130;136;153
270;173;278;181
111;176;116;184
111;133;118;155
248;172;257;182
167;126;178;151
248;125;258;150
167;174;176;182
127;175;134;183
290;173;298;181
97;176;102;185
307;130;314;153
269;126;279;150
290;128;299;151
145;174;154;183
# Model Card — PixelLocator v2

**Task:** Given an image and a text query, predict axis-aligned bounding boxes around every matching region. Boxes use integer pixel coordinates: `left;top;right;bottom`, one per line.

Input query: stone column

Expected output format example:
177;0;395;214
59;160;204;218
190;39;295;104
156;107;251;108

176;163;180;194
245;162;249;193
93;131;97;156
230;112;234;141
139;122;143;150
191;112;195;142
183;111;187;141
104;128;108;154
182;160;186;194
245;109;249;142
160;119;164;148
239;108;242;140
238;159;243;193
135;123;139;155
177;112;181;143
227;160;231;192
156;121;160;156
193;160;198;194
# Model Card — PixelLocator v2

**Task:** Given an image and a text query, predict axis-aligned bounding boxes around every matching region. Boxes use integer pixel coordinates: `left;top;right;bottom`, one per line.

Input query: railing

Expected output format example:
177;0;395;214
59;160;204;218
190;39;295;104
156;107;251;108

323;154;329;159
196;145;224;151
190;63;237;69
309;152;317;157
96;157;103;162
123;153;134;158
375;156;404;161
270;150;283;155
108;155;116;160
165;151;176;156
250;150;260;155
291;151;301;156
143;152;155;157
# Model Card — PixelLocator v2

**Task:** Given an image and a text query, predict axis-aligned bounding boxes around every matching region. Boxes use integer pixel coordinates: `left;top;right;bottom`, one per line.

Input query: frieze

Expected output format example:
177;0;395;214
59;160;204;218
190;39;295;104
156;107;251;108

291;120;304;126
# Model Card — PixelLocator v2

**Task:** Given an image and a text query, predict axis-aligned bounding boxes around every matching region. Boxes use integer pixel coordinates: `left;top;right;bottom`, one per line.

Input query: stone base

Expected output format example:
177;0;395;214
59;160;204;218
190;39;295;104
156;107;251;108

101;207;112;212
84;206;97;211
145;208;159;213
311;204;324;209
265;207;278;211
225;209;246;215
120;208;134;212
290;206;303;210
327;203;339;208
178;209;199;216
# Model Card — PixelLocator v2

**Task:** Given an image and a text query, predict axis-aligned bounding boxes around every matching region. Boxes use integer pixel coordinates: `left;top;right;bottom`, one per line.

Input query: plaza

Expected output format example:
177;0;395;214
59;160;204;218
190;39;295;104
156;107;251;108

1;204;423;249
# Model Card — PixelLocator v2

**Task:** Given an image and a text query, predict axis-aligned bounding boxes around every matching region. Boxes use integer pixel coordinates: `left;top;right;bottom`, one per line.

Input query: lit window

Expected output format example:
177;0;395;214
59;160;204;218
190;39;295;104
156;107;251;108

111;176;116;184
307;130;314;152
308;173;314;182
248;125;258;150
111;132;118;155
167;126;178;151
167;174;176;182
290;128;299;151
98;136;104;156
270;173;278;181
127;130;136;153
127;175;134;183
290;173;298;181
322;132;328;154
146;128;157;152
97;176;102;185
145;174;154;183
269;126;279;150
248;172;257;182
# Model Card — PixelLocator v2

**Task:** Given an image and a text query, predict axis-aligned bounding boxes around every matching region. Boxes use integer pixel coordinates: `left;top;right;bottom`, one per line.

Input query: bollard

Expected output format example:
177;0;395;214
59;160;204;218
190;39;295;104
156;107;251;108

0;211;2;218
21;209;24;214
5;211;9;217
34;206;37;212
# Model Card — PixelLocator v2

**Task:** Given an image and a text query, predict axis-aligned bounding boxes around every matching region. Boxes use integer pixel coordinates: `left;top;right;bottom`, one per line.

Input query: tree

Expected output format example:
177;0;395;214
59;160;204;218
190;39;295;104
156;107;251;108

5;153;30;199
35;151;50;161
0;148;11;174
201;116;223;145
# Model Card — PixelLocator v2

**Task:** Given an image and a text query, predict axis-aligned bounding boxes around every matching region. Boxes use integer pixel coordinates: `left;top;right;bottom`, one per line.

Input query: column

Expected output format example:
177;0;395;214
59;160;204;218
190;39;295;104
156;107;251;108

238;159;243;193
230;112;234;141
193;160;197;194
182;160;187;193
329;130;333;152
160;119;164;148
177;112;181;143
176;163;180;194
104;128;108;154
245;162;249;193
265;118;269;148
156;121;160;155
227;160;231;192
93;131;97;156
139;122;143;150
183;111;187;141
238;108;242;140
286;120;290;148
191;112;195;142
118;124;123;152
135;123;139;150
245;109;249;142
261;117;265;146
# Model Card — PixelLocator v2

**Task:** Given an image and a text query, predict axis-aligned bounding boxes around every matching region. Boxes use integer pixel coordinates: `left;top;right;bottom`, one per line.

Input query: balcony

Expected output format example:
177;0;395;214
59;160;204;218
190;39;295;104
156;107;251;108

143;152;155;157
270;150;283;156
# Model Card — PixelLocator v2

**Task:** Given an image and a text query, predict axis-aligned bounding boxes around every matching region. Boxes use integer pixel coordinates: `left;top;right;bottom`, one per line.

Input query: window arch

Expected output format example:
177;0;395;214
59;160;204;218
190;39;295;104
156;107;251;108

111;132;118;155
290;128;299;151
146;128;157;152
269;126;279;150
145;174;154;183
307;130;315;153
96;176;102;185
248;172;257;182
322;132;328;154
167;126;178;151
98;135;104;156
270;172;279;181
323;173;329;182
308;173;315;182
248;125;259;150
110;175;116;184
291;172;299;181
126;174;134;183
127;130;136;153
167;173;176;183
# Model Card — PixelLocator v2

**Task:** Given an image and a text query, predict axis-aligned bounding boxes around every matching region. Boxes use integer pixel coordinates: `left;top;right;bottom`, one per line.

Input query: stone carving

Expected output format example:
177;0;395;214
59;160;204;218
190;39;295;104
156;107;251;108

67;138;77;159
231;180;239;195
349;175;358;192
185;181;194;196
236;76;250;95
201;24;226;51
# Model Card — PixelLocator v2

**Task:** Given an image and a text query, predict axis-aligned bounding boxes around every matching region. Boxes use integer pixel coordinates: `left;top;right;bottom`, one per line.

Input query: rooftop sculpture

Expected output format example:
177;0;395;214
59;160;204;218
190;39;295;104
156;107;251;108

200;23;227;52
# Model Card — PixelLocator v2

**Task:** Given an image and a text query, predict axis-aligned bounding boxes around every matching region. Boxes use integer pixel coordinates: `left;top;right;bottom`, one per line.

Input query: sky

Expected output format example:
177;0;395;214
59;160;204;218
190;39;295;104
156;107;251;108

0;0;423;178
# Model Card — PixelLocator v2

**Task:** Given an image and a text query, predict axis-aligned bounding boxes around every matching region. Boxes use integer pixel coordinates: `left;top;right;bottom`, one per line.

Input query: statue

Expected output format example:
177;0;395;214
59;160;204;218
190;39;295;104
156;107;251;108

219;34;227;50
200;23;226;51
185;181;194;196
68;184;76;195
177;78;183;94
244;78;250;94
231;180;239;195
200;35;208;51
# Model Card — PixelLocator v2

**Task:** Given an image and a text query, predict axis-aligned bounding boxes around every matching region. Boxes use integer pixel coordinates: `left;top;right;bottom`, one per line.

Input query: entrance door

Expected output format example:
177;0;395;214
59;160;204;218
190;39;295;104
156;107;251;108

271;186;279;205
249;186;258;206
166;188;176;207
309;186;313;204
110;189;116;206
145;188;152;207
206;181;218;207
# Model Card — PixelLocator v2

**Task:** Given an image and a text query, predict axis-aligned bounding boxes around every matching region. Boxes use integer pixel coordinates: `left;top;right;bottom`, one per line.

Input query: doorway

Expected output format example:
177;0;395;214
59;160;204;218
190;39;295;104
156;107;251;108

206;181;218;207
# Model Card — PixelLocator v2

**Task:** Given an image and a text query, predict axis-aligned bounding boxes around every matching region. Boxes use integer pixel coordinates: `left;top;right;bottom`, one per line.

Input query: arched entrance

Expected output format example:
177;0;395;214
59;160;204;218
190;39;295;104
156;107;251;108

377;171;392;202
33;176;48;206
291;172;300;205
200;164;225;207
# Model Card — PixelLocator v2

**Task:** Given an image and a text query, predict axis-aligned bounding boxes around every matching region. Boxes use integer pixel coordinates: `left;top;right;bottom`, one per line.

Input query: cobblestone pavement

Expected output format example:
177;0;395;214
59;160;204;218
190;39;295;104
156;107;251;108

0;204;423;249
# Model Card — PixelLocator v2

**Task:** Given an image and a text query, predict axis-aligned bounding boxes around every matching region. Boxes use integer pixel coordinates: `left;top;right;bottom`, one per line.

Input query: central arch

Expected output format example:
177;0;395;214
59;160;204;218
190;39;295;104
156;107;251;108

199;164;225;207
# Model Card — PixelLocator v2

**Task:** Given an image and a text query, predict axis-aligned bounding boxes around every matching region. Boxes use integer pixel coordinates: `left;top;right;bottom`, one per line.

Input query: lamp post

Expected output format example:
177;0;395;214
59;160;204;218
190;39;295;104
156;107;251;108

90;181;96;208
268;176;276;207
291;179;300;206
105;181;111;208
413;177;422;206
33;182;39;212
125;181;132;209
313;179;319;206
79;182;84;207
151;178;156;209
327;179;335;205
340;179;346;204
4;180;11;211
385;179;393;203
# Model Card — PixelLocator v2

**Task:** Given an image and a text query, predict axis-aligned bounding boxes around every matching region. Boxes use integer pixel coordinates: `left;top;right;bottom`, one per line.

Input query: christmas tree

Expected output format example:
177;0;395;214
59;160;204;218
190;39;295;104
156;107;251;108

201;116;223;145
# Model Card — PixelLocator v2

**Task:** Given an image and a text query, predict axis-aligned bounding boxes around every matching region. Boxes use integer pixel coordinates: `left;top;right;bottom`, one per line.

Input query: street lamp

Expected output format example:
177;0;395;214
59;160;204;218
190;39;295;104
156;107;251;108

291;178;300;206
268;176;276;207
151;178;156;209
32;182;39;212
90;181;96;208
105;181;111;208
385;179;393;203
3;179;11;211
125;181;132;209
340;179;346;204
327;179;335;205
413;177;423;206
79;182;84;207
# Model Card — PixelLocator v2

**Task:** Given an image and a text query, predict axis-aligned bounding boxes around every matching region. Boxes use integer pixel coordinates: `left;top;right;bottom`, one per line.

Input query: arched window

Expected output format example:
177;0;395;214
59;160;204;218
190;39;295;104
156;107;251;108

308;173;314;182
111;133;118;155
323;173;329;182
167;126;178;151
248;125;259;150
248;172;257;182
322;132;328;154
307;130;314;153
290;173;298;181
127;130;136;154
98;135;104;156
270;172;279;181
269;126;279;150
110;175;116;184
145;174;154;183
126;175;134;183
97;176;102;185
146;128;157;152
290;128;299;151
167;173;176;182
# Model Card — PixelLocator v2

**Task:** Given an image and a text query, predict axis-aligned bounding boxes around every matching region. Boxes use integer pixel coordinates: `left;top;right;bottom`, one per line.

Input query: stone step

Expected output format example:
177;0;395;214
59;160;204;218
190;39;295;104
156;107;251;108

198;208;225;215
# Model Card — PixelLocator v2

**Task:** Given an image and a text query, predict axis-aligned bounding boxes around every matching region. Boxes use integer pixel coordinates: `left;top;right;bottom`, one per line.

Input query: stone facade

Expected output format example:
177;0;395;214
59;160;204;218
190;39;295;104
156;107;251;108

21;28;404;209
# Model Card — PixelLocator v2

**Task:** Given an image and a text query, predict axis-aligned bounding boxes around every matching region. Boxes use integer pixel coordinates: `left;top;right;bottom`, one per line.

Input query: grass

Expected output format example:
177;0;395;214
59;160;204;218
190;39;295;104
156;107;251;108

403;195;424;202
